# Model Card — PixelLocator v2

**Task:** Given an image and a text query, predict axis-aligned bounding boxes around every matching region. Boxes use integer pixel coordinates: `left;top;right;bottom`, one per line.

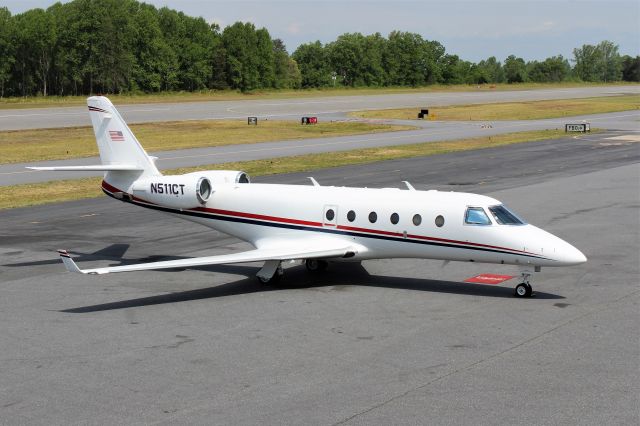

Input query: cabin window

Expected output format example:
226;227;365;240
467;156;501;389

412;214;422;226
347;210;356;222
325;209;335;221
435;215;445;227
368;212;377;223
488;205;526;225
390;213;399;224
464;207;491;225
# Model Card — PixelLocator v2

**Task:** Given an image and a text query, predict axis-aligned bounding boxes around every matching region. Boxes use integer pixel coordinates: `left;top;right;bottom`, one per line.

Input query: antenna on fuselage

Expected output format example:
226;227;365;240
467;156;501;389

308;177;320;187
402;181;416;191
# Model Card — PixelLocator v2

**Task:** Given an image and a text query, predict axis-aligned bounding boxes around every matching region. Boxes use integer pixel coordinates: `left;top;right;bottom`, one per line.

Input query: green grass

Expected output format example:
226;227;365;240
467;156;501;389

0;129;570;210
0;120;414;165
1;82;637;110
351;95;640;121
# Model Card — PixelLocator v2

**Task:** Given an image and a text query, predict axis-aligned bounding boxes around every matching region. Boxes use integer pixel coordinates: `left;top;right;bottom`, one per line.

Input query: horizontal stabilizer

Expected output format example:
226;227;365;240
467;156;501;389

27;165;143;172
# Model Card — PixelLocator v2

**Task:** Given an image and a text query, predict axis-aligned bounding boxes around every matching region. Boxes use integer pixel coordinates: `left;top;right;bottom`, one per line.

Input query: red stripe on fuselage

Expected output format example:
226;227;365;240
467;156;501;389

102;181;120;193
338;224;403;238
194;206;323;228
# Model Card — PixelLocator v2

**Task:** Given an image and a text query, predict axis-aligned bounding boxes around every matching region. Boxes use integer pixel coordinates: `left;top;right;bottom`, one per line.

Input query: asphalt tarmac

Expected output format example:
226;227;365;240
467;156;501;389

1;132;638;425
1;85;638;131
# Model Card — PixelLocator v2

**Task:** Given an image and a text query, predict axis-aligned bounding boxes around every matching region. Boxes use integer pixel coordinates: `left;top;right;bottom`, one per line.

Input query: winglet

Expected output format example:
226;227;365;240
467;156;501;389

57;250;85;274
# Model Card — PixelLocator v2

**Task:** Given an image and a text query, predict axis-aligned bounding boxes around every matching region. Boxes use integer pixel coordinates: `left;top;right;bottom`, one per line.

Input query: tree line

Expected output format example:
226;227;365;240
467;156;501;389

0;0;638;98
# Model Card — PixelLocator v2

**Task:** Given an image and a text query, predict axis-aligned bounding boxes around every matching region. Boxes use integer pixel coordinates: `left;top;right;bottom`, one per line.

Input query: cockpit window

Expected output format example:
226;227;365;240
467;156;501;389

464;207;492;225
488;205;526;225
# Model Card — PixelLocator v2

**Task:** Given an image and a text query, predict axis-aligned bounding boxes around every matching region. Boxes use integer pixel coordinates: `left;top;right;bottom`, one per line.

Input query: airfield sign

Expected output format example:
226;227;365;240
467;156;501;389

565;123;590;132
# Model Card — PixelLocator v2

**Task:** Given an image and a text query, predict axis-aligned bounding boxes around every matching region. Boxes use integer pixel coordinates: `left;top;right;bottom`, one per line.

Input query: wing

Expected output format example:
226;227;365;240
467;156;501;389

57;241;359;275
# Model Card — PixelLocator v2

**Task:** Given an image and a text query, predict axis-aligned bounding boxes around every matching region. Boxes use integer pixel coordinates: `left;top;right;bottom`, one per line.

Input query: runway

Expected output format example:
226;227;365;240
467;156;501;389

0;85;638;131
3;110;639;186
1;133;638;424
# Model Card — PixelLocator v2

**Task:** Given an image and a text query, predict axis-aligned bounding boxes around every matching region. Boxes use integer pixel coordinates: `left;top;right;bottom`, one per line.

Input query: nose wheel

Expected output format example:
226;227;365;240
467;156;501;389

514;270;534;297
515;282;533;297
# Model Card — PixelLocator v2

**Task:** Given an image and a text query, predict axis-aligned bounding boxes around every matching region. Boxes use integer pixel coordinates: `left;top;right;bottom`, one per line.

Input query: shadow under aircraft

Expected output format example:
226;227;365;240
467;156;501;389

61;262;564;314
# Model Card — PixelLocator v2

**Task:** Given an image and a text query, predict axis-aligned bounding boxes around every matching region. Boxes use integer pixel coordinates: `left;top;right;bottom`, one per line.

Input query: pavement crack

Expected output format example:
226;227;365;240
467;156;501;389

548;203;623;224
332;288;640;425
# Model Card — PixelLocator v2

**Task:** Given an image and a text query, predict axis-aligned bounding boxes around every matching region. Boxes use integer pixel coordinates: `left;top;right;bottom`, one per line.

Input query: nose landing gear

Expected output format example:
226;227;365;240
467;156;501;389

514;269;536;297
515;282;533;297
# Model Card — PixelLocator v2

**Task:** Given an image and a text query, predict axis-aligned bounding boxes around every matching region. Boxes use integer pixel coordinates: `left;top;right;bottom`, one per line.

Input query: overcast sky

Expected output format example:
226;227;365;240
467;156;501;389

5;0;639;61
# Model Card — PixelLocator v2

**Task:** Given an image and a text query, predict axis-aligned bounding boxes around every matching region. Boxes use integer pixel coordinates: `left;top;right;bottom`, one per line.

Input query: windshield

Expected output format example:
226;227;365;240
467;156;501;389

465;207;492;225
488;205;526;225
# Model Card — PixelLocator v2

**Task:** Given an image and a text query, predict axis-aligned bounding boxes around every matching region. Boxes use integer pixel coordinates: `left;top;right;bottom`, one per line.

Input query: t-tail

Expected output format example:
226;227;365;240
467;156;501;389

28;96;248;208
27;96;161;189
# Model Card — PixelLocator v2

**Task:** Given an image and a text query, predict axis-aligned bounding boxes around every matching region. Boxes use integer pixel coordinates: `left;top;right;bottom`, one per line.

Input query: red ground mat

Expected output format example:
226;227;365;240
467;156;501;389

464;274;515;285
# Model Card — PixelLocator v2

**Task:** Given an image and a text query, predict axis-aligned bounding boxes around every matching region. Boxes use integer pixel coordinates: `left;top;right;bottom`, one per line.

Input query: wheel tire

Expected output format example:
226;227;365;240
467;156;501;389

525;283;533;296
515;283;532;297
305;259;328;273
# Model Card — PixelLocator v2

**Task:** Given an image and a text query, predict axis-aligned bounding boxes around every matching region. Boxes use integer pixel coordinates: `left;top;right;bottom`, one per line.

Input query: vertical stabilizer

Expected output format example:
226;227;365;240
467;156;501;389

87;96;160;180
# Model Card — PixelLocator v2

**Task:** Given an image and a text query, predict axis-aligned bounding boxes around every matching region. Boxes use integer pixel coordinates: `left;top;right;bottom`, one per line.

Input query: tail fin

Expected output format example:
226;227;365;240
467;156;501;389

87;96;160;180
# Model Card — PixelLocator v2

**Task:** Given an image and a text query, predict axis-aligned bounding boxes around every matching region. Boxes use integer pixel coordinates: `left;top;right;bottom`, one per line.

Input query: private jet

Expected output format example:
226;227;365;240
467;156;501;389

30;96;587;297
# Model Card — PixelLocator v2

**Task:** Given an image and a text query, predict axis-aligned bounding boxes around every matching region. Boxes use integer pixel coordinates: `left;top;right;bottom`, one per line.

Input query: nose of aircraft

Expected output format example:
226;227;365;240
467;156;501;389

555;241;588;266
525;225;587;266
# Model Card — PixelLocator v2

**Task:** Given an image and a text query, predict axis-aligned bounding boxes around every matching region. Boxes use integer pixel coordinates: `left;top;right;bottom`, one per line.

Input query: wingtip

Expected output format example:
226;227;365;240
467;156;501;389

57;249;83;273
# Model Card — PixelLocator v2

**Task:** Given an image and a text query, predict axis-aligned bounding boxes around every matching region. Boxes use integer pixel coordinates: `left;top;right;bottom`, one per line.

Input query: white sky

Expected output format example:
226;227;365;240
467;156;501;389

5;0;639;61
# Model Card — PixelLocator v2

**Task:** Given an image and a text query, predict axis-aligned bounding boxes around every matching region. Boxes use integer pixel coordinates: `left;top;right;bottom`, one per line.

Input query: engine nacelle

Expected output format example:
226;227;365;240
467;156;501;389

130;171;249;209
198;170;250;185
132;173;213;209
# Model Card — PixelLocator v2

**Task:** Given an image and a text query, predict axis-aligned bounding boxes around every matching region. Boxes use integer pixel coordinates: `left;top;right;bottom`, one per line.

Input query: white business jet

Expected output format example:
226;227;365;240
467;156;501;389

30;97;586;297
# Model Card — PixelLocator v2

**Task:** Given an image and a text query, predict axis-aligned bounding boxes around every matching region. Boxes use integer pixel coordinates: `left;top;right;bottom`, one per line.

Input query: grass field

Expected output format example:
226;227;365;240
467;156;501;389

0;120;414;165
0;129;569;210
1;82;636;110
351;94;640;121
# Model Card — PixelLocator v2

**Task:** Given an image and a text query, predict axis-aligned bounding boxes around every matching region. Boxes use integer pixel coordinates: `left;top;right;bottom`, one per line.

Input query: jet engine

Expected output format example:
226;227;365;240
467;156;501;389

132;174;212;209
199;170;250;184
130;170;249;209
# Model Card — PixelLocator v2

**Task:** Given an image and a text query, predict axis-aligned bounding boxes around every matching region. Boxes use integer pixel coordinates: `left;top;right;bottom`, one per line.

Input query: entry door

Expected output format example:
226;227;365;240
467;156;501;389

323;205;338;227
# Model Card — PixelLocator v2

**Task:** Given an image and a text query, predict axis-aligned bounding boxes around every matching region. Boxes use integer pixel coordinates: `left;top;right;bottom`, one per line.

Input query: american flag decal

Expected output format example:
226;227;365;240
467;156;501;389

109;130;125;141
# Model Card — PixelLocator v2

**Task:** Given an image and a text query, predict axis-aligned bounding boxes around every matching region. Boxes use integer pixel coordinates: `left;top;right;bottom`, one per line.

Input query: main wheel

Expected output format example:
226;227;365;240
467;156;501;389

515;283;532;298
305;259;328;273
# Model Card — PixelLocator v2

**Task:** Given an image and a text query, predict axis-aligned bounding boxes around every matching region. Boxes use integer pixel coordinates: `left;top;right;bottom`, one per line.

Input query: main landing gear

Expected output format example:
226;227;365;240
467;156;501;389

514;269;537;298
256;260;283;284
256;259;329;284
305;259;328;273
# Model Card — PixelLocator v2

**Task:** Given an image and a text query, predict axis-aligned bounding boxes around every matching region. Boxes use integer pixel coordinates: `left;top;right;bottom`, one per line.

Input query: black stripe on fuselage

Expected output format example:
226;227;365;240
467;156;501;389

102;188;551;262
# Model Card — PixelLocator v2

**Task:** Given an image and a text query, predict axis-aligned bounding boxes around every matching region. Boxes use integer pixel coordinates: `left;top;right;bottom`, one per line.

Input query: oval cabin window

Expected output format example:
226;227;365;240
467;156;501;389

325;209;335;221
